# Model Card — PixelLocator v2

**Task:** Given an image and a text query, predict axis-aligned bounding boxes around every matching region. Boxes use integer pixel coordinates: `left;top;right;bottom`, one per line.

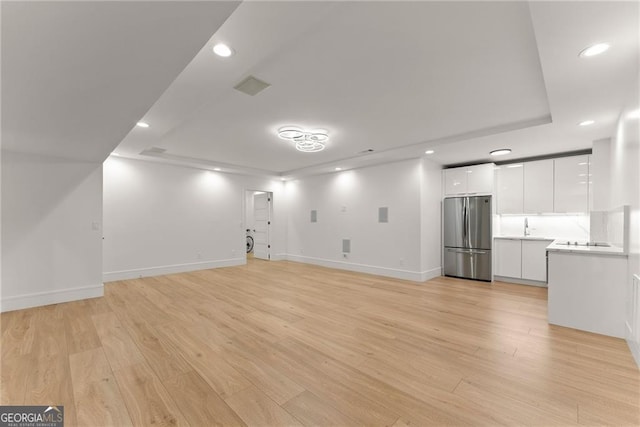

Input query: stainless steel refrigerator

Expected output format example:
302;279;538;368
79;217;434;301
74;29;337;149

443;196;492;281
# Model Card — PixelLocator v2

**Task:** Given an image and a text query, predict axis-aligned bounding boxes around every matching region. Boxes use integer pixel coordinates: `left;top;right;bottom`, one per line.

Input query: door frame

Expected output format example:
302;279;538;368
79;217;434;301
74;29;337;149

243;189;273;261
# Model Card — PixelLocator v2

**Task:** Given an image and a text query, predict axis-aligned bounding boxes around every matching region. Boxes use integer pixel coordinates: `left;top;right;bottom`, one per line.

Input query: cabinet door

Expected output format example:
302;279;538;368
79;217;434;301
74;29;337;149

521;240;550;282
466;164;494;194
495;239;522;278
524;159;554;213
554;155;589;213
444;168;468;196
496;165;523;214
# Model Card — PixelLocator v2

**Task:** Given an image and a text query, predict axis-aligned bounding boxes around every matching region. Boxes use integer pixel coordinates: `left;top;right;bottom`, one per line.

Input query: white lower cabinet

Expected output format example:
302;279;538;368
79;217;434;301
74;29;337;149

495;239;521;278
548;251;627;338
495;238;552;283
521;240;549;282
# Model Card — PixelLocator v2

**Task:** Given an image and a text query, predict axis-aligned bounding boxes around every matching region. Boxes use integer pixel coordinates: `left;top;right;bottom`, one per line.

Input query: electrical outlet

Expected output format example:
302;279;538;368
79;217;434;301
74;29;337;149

343;253;348;259
399;258;405;266
197;253;202;260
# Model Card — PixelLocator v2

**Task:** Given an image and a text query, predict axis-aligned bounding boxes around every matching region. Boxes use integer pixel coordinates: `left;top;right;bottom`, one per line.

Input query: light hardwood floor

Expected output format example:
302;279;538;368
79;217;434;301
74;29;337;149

2;260;639;426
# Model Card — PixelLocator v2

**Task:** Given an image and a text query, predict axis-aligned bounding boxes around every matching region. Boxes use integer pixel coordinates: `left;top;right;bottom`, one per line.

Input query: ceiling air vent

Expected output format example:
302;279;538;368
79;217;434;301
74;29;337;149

234;75;271;96
359;149;375;154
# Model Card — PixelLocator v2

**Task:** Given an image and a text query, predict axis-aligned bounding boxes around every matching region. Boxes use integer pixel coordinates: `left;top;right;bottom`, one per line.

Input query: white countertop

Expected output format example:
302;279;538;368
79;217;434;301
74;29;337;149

546;239;626;256
494;236;555;241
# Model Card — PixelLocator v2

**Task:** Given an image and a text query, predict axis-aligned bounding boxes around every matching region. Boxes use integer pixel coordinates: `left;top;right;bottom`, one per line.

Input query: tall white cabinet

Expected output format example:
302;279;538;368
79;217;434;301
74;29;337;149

495;165;523;214
523;159;554;213
553;155;589;213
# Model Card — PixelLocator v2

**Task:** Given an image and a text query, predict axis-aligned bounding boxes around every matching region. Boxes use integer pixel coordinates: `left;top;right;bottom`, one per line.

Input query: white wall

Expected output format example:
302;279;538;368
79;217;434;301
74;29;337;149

1;151;104;311
285;158;441;281
102;157;286;281
420;158;443;277
609;100;640;366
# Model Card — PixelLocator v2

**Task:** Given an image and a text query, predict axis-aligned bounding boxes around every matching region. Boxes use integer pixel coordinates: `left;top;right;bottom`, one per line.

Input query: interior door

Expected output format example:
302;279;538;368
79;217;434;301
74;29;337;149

253;192;271;260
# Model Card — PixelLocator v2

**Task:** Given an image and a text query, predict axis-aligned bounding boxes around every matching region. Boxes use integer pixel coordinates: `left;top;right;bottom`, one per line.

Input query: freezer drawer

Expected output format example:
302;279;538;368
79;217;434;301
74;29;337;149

444;247;492;282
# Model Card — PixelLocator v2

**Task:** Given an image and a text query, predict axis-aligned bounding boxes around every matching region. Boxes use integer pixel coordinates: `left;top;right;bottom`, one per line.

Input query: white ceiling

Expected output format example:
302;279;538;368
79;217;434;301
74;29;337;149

1;1;240;162
3;1;638;176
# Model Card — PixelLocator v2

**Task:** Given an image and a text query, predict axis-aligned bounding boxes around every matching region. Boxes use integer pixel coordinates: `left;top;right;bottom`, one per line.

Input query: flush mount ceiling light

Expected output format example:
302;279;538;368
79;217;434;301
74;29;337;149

579;120;595;126
278;126;329;152
213;43;234;57
335;167;342;171
425;150;435;155
490;149;511;156
579;43;610;58
136;121;149;128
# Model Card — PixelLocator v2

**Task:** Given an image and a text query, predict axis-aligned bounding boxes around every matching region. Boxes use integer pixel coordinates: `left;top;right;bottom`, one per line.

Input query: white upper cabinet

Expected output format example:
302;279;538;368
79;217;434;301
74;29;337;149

443;163;494;196
524;159;554;214
466;164;495;194
443;167;469;196
554;155;589;213
496;164;523;214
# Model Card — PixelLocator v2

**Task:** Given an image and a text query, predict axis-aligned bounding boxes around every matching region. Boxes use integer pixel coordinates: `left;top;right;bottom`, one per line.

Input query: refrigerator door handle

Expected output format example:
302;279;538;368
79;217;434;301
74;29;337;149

446;248;487;255
462;198;468;247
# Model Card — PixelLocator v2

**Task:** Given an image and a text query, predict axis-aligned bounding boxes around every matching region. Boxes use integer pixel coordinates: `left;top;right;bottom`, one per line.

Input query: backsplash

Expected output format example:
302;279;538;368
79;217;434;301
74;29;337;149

496;214;590;241
591;206;629;249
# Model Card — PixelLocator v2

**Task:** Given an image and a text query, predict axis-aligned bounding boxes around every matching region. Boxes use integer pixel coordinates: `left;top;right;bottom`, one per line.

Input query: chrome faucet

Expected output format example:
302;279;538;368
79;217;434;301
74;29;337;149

524;217;530;236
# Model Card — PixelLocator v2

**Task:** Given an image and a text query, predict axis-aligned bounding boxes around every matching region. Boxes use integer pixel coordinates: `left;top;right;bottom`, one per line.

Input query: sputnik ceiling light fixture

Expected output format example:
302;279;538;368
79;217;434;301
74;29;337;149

277;126;329;152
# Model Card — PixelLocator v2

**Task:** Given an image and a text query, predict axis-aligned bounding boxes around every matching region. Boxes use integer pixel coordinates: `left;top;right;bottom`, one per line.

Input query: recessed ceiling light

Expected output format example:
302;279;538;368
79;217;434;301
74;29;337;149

136;121;149;128
335;167;342;171
213;43;234;57
425;150;435;155
579;43;610;58
213;168;221;171
490;149;511;156
579;120;595;126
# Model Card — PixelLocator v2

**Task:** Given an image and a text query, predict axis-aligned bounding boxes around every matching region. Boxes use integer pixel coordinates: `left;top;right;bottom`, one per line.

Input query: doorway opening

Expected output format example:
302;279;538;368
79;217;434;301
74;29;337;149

244;190;273;261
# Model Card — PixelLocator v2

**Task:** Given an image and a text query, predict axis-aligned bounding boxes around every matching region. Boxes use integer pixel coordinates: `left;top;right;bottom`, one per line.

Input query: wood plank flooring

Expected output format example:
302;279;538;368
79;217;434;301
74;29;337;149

2;259;639;426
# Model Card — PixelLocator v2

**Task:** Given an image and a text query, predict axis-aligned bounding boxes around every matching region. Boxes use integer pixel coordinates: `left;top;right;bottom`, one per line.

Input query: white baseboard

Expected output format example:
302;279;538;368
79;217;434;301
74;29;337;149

284;254;440;282
494;275;548;287
420;267;442;282
1;284;104;313
103;258;246;282
627;338;640;370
